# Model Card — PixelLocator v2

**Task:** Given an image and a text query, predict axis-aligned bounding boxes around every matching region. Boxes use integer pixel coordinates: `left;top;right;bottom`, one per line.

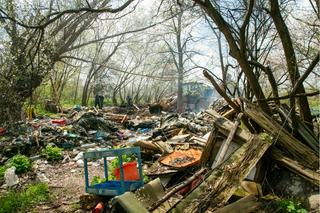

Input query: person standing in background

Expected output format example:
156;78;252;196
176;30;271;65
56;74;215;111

93;81;104;109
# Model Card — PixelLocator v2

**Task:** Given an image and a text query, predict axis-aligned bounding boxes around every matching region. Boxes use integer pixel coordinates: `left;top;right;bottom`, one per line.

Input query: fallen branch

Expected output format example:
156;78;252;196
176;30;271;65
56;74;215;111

258;91;319;102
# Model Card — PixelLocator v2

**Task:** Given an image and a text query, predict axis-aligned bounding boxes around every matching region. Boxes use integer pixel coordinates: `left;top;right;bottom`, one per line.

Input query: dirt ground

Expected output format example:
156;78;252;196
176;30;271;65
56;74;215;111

34;153;105;213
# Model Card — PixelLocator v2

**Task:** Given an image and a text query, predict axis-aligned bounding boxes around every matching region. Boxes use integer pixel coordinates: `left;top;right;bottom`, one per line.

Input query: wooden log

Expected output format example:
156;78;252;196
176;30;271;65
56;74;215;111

245;104;319;169
271;148;320;186
169;133;273;213
213;195;261;213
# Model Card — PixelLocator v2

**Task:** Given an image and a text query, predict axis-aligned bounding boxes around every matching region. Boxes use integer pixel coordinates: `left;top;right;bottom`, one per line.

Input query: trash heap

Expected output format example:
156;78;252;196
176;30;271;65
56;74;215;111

0;99;319;212
108;100;319;213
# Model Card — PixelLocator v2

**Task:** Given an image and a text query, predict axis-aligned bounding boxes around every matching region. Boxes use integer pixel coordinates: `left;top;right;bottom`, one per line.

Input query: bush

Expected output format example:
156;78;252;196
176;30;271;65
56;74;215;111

277;199;308;213
6;155;32;174
0;183;50;213
44;145;63;161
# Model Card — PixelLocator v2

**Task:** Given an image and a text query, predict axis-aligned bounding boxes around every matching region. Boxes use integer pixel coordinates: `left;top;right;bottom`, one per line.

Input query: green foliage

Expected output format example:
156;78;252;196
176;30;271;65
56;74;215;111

0;183;50;213
277;199;308;213
70;202;81;211
6;155;32;174
0;165;6;178
34;105;55;117
0;165;6;183
91;176;107;186
44;145;64;161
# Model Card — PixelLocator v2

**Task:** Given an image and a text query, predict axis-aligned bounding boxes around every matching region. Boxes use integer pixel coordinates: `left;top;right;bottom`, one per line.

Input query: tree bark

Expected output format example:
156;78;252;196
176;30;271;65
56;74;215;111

269;0;313;130
194;0;271;114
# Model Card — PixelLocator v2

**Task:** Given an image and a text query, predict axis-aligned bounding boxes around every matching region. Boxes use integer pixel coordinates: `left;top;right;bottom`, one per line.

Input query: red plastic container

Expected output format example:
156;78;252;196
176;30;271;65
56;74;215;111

114;161;139;181
51;119;66;126
0;128;5;136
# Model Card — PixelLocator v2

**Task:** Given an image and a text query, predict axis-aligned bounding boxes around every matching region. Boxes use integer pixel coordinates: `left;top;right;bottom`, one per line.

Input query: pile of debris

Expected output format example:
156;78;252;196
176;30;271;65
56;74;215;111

106;101;319;212
0;99;319;212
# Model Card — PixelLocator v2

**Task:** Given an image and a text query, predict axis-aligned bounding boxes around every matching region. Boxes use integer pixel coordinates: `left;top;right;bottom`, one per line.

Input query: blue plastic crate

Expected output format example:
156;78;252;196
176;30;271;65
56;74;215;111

87;180;143;196
83;147;144;196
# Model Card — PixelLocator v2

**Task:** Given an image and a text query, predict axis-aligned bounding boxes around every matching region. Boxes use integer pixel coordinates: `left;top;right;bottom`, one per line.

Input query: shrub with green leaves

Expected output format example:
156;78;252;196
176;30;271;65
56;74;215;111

277;199;308;213
91;176;107;186
0;183;50;213
0;165;6;177
6;155;32;174
44;145;63;161
0;165;6;183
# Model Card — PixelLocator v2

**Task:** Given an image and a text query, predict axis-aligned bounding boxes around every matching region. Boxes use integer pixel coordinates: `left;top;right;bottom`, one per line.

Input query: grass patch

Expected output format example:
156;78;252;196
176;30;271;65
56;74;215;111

6;155;32;174
43;145;64;161
0;183;50;213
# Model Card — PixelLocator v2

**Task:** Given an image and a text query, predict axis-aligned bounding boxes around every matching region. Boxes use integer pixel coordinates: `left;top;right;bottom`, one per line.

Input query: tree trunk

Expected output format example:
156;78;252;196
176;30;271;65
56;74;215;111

82;79;90;106
194;0;271;115
177;72;184;113
74;69;81;104
176;9;184;113
269;0;313;130
112;89;118;106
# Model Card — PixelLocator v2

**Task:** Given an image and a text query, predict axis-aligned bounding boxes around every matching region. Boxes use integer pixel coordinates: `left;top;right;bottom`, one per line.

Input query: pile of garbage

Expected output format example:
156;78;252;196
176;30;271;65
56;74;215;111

0;99;319;212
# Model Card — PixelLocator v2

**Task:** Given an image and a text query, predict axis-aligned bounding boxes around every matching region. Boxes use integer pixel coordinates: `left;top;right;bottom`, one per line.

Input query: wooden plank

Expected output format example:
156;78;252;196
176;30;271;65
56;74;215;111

278;105;319;152
200;129;218;167
245;104;319;169
212;113;243;168
205;110;252;143
154;141;173;154
271;148;320;186
169;133;272;213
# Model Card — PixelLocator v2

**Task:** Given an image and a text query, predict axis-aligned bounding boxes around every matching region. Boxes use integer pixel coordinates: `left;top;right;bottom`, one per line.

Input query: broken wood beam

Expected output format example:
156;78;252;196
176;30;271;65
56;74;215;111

205;110;252;143
271;148;320;186
133;140;159;152
169;133;273;213
212;113;243;168
245;104;319;169
278;105;319;152
200;129;217;167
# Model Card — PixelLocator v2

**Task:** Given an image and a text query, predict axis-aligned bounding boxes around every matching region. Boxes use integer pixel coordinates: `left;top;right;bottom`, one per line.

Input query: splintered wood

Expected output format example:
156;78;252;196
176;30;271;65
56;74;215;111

170;133;273;213
245;104;319;169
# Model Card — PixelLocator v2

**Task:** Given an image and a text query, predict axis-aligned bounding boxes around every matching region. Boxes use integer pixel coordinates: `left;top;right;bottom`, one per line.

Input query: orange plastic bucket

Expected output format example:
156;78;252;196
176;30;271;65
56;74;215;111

114;161;139;180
